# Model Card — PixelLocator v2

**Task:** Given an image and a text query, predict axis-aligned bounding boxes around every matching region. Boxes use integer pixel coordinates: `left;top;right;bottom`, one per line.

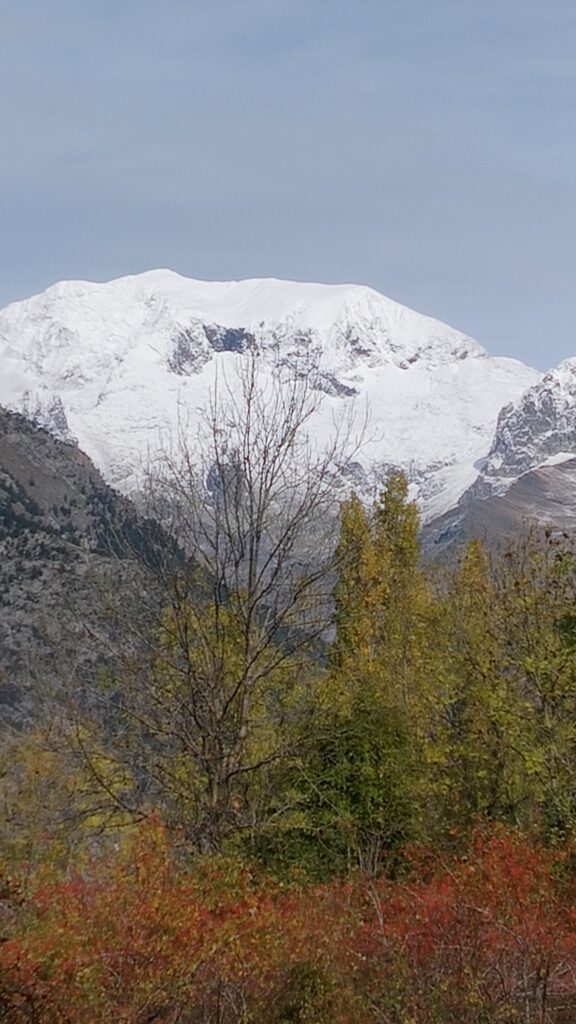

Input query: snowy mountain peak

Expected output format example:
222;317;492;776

1;269;483;371
0;271;540;521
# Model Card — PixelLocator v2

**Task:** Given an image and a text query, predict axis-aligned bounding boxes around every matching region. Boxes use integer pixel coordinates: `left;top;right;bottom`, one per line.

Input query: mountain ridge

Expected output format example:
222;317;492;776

0;270;541;523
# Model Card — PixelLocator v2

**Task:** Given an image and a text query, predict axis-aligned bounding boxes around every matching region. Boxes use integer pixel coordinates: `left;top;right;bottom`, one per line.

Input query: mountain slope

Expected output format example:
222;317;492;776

422;458;576;556
469;360;576;501
0;271;539;522
0;406;168;724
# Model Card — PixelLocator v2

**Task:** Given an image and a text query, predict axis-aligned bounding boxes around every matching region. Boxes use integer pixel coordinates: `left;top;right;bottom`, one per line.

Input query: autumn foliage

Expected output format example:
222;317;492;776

8;469;576;1023
356;831;576;1023
2;822;576;1023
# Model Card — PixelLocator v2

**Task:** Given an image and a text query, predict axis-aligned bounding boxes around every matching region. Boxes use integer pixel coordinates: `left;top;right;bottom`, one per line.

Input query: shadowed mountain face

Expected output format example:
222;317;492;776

0;407;170;724
422;459;576;557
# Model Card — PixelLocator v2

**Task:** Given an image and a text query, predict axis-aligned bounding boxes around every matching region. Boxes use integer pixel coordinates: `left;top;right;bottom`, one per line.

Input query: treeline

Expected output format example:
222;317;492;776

7;474;576;874
4;359;576;1021
4;477;576;1019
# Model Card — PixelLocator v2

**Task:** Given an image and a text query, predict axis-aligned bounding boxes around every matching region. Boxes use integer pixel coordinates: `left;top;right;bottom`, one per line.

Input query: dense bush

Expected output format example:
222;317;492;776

2;823;576;1023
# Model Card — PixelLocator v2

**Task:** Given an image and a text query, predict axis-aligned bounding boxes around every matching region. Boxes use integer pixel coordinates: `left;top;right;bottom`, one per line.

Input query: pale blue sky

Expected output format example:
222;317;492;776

1;0;575;367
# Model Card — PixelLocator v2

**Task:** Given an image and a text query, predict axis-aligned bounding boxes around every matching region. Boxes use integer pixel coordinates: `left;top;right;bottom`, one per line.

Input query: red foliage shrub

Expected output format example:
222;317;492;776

2;824;576;1023
0;823;358;1023
356;830;576;1022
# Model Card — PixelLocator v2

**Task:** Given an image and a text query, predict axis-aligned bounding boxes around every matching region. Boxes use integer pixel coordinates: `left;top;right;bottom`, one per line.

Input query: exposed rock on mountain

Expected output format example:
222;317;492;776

470;361;576;501
422;458;576;556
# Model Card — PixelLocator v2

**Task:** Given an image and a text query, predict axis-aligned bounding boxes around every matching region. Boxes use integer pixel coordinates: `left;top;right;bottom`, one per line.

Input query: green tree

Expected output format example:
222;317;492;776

433;534;576;840
332;472;428;708
496;535;576;839
301;473;430;871
432;541;526;829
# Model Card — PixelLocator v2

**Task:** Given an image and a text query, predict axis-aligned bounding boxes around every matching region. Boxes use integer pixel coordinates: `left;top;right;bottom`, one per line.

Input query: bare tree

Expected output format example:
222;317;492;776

81;352;365;851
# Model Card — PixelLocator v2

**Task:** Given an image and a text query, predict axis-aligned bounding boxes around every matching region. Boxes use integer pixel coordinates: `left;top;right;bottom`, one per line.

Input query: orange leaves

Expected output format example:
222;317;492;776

355;829;576;1021
3;823;576;1023
0;822;357;1023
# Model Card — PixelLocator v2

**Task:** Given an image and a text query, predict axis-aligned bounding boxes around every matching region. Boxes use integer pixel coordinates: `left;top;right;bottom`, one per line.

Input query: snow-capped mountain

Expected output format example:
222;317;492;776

469;360;576;501
0;270;540;522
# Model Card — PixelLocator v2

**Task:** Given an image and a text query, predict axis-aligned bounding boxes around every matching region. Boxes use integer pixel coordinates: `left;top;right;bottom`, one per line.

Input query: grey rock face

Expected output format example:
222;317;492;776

168;322;258;376
21;390;77;444
468;364;576;501
0;407;171;725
